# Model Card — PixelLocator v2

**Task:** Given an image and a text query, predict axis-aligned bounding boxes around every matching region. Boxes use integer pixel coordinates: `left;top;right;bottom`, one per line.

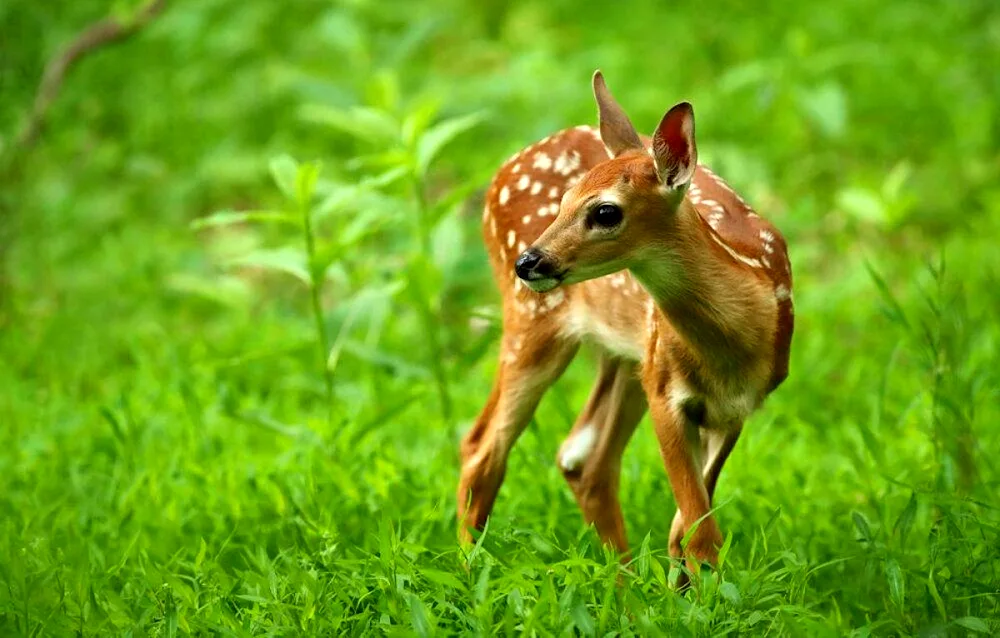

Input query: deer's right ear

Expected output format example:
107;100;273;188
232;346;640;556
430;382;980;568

593;70;643;157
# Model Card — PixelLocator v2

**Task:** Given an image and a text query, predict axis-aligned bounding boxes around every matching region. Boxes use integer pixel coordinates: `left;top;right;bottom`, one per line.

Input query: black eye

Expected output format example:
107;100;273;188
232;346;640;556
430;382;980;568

590;203;623;229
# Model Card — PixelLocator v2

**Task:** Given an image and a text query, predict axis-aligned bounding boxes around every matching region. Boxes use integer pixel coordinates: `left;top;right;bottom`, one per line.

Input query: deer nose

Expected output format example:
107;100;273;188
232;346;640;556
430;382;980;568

515;248;557;280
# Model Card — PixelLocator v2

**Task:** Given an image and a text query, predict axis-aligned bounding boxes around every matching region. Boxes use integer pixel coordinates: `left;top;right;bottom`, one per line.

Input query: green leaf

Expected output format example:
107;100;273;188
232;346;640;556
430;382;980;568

406;592;433;636
269;155;299;201
420;568;465;591
298;104;400;146
852;511;872;543
634;533;651;580
226;247;310;285
717;530;734;569
719;581;741;606
927;568;947;621
415;111;486;177
893;492;917;547
795;82;848;138
837;187;886;224
570;599;595;636
165;273;252;308
864;260;911;330
431;205;464;275
885;558;904;609
189;209;299;230
953;617;990;634
295;161;320;210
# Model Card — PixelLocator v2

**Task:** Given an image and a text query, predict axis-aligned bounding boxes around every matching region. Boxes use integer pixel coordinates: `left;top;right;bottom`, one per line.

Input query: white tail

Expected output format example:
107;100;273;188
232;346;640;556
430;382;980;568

458;71;793;575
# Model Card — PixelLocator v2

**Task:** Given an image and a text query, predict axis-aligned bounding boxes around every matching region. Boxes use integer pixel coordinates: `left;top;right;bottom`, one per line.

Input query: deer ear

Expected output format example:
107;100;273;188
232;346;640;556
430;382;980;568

652;102;697;189
592;70;643;157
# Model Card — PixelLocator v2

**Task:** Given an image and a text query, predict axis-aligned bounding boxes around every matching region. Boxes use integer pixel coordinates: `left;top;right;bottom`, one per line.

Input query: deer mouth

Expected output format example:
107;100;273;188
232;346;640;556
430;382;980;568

522;267;569;293
524;276;561;293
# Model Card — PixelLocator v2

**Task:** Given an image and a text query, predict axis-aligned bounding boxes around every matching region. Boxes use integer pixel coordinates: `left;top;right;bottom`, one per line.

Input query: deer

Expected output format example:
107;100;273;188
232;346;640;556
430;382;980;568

457;70;793;577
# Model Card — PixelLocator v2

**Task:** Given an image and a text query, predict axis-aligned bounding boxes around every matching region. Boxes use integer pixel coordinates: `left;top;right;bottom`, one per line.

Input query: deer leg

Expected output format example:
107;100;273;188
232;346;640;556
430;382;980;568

558;355;646;554
650;399;723;575
668;424;742;567
457;330;578;542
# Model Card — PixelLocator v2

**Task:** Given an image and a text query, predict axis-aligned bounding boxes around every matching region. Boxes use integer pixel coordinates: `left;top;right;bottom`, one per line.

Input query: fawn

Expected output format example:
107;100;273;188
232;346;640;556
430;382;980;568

458;71;793;574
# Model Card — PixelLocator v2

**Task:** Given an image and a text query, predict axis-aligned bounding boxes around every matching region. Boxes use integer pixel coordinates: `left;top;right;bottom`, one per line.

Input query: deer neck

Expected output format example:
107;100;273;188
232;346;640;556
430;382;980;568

629;202;767;380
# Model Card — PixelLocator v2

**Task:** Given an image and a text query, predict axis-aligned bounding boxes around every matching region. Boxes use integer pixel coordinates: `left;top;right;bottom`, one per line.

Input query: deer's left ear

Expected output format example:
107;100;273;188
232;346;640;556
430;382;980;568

652;102;697;189
593;70;643;157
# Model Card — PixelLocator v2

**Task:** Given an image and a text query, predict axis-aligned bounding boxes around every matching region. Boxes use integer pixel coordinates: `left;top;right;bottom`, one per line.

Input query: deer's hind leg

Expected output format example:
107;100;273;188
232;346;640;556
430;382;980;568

558;355;647;554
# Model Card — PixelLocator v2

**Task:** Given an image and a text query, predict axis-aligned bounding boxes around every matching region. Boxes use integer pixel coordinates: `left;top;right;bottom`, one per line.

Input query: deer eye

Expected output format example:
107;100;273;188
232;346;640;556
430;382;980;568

589;203;623;229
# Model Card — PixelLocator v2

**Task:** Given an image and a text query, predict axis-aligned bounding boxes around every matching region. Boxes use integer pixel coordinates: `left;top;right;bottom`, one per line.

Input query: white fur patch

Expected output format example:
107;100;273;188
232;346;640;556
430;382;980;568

533;153;553;171
709;233;763;269
499;186;510;205
559;424;598;472
669;381;694;419
562;303;643;360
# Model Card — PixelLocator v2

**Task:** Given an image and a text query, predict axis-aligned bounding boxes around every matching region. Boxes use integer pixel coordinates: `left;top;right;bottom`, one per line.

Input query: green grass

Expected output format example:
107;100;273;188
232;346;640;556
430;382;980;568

1;0;999;635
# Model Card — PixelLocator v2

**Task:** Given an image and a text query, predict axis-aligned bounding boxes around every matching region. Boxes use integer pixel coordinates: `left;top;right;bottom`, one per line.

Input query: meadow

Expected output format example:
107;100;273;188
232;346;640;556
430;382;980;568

1;0;998;635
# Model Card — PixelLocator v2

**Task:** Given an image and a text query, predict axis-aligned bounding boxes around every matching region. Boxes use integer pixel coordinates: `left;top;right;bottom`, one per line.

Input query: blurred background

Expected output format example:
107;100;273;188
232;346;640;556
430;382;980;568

1;0;998;634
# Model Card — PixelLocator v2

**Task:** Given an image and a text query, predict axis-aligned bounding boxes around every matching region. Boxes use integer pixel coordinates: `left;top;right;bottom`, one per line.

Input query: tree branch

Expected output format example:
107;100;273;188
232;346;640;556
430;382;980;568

16;0;167;148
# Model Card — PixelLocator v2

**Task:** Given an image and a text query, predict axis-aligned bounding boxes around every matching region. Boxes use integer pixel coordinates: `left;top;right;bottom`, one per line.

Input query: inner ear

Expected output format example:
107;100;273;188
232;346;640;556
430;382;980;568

652;102;697;189
592;70;643;157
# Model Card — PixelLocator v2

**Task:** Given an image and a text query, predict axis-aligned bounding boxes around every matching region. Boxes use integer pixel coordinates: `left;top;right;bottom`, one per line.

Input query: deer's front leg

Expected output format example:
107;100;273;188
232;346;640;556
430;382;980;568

648;390;723;573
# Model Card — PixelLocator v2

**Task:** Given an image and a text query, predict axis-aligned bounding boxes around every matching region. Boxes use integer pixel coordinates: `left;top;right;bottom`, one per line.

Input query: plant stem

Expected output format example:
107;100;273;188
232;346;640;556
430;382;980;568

410;173;452;422
303;200;334;426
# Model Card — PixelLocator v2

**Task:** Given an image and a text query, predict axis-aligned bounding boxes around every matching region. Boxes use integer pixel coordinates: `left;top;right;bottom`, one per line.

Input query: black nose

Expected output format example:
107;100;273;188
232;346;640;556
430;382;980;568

515;248;556;280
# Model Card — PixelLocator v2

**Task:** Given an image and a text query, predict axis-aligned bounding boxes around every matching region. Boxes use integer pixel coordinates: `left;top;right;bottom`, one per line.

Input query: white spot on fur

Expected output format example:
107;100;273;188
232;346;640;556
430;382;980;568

490;217;497;237
537;205;549;217
482;205;490;221
559;424;597;472
709;233;763;269
530;181;543;195
551;290;566;309
548;203;559;215
554;150;582;176
507;230;516;248
517;175;530;190
517;240;527;254
499;186;510;205
513;163;522;174
522;214;532;224
533;153;553;171
549;186;559;199
775;284;791;301
759;229;775;243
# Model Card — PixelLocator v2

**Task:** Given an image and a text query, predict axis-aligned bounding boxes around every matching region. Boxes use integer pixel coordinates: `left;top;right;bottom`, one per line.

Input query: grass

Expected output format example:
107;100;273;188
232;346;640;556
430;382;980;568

1;0;999;635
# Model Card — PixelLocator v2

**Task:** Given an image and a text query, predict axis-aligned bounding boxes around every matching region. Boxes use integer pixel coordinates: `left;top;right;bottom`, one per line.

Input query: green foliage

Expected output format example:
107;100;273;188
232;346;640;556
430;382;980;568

1;0;999;635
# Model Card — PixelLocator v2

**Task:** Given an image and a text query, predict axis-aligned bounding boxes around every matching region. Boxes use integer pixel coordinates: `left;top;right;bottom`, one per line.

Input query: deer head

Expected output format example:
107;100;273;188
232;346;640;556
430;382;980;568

514;71;698;293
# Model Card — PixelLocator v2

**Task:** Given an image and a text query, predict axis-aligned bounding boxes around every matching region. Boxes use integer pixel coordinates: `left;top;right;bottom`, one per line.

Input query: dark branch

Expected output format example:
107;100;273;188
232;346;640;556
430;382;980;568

16;0;167;148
